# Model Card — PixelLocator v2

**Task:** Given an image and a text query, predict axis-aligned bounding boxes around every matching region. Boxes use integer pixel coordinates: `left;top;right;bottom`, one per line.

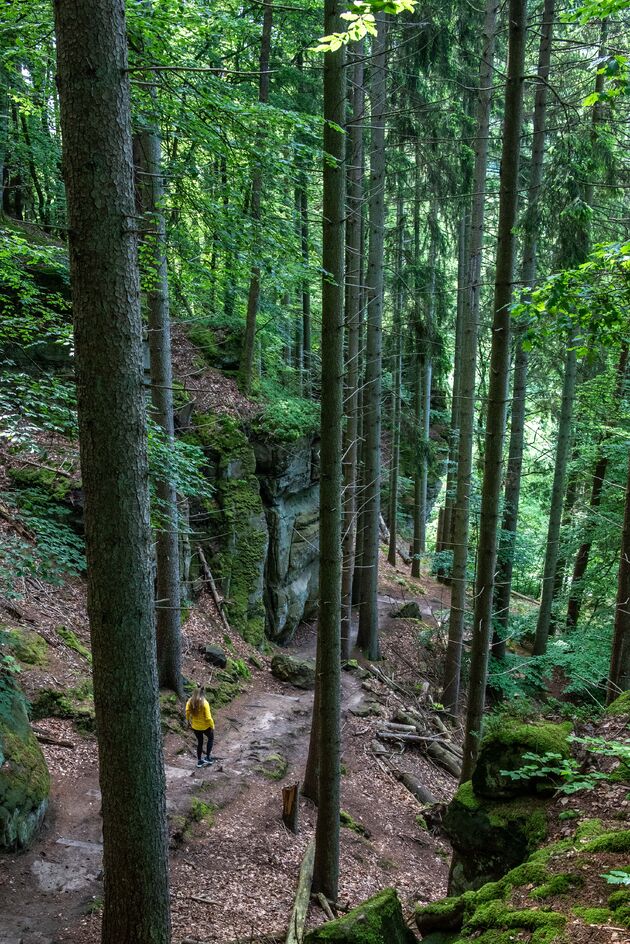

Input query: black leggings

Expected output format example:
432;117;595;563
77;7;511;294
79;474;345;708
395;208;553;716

195;727;214;761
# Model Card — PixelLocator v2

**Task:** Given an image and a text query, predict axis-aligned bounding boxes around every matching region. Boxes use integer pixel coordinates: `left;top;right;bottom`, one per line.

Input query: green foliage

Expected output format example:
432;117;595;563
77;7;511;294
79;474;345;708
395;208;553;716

603;870;630;886
56;626;91;664
190;798;216;825
251;383;320;442
499;736;630;796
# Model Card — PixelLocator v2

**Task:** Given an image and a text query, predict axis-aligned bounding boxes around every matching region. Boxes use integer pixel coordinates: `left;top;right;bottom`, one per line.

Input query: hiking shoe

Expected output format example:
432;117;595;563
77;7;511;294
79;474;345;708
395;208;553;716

203;756;214;765
196;759;205;768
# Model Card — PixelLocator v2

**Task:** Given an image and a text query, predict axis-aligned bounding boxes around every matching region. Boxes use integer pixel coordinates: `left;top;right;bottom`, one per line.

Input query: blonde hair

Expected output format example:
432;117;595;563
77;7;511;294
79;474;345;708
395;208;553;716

190;685;206;713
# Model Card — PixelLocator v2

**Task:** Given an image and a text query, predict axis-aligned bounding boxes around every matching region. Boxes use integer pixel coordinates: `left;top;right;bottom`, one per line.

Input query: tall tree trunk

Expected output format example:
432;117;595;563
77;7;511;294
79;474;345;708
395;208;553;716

441;0;499;711
239;0;273;394
461;0;528;779
311;0;345;899
566;343;628;628
387;181;404;567
418;206;437;558
533;335;579;655
493;0;555;655
299;172;312;397
53;2;171;941
357;17;389;660
134;114;182;696
341;44;365;657
607;448;630;702
411;142;423;579
440;209;468;559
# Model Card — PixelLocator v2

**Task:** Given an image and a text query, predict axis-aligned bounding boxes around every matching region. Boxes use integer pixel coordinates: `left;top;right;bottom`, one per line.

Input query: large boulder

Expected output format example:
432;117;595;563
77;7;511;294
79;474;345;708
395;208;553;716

304;888;416;944
472;720;572;799
390;601;422;620
270;653;315;690
444;781;548;894
0;688;50;850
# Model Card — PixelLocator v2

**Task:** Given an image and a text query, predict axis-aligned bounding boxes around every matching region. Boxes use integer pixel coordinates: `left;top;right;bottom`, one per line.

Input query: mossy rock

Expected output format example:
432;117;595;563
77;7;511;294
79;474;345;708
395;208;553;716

304;888;416;943
472;720;572;799
8;465;72;502
0;688;50;850
606;691;630;716
270;653;315;690
256;752;288;781
56;625;92;663
30;683;95;734
5;628;48;666
195;412;268;647
444;782;548;893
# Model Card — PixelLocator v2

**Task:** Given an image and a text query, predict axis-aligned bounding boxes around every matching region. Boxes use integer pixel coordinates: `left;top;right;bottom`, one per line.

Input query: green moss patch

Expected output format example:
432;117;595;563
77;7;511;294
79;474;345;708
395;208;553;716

606;692;630;716
340;809;371;838
584;829;630;853
472;720;572;799
30;682;95;734
0;688;50;850
304;887;416;943
56;625;91;663
5;628;48;666
530;872;583;899
256;752;288;781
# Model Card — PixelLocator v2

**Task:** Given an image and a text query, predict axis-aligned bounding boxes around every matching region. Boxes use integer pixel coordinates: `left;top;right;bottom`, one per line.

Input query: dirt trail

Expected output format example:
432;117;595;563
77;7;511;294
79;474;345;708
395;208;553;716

0;562;455;944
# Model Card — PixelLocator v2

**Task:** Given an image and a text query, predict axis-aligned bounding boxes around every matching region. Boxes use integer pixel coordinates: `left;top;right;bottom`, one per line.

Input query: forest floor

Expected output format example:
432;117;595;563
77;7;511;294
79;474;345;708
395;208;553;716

0;552;459;944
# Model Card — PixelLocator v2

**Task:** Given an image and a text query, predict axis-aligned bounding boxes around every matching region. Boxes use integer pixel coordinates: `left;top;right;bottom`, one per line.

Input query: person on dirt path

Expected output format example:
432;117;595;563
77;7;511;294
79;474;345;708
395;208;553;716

186;685;215;768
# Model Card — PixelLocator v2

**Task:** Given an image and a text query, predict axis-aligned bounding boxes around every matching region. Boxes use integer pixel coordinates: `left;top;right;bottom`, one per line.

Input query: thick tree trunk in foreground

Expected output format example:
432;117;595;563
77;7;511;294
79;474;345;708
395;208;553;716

442;0;499;711
608;449;630;702
357;17;389;660
311;0;345;900
53;1;171;941
493;0;555;655
134;122;182;696
239;0;273;393
533;337;578;655
461;0;528;779
341;45;364;658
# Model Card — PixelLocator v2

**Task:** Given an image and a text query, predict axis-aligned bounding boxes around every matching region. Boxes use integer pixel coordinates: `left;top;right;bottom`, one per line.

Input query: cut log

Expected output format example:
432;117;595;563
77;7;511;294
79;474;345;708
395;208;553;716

282;782;300;834
389;767;437;806
427;741;461;778
377;730;443;745
381;721;418;734
32;728;76;749
285;837;315;944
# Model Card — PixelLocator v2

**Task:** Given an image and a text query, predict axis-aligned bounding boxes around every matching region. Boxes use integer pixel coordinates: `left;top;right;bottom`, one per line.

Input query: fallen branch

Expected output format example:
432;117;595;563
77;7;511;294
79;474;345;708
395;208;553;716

427;741;461;778
285;837;315;944
32;727;76;749
377;730;443;745
197;546;232;634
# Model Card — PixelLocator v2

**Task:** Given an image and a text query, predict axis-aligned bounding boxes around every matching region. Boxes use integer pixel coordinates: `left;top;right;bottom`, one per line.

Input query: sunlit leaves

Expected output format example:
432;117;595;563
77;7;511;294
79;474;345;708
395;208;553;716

312;0;416;52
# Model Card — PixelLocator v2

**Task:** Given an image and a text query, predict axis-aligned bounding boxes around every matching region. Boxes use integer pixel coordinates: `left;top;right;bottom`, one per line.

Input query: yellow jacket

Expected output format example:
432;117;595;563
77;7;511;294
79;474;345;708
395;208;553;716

186;697;215;731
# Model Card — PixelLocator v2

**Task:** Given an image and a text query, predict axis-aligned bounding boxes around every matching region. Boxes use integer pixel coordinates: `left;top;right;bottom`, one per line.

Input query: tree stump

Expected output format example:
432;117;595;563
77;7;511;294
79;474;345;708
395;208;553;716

282;782;300;834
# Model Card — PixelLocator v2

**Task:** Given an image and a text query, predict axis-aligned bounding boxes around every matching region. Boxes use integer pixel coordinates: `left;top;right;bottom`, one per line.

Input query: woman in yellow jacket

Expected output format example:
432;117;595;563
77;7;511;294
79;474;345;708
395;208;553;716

186;685;215;768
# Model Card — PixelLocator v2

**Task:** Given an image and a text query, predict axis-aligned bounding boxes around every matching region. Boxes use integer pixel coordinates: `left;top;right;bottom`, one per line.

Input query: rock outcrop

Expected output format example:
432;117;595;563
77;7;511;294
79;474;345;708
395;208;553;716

444;721;572;894
304;888;416;943
0;687;50;850
254;435;319;643
270;653;315;690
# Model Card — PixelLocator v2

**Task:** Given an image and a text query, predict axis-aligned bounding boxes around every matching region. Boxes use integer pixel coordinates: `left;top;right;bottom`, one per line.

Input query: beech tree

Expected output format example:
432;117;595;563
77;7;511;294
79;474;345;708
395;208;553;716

52;0;171;940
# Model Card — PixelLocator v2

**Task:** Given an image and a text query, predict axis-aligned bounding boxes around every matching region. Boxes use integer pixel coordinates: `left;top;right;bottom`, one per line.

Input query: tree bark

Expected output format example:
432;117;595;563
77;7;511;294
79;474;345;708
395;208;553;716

533;336;579;655
52;1;171;941
239;0;273;394
310;0;345;900
357;17;389;660
493;0;555;655
133;114;182;696
567;343;628;628
387;181;404;568
607;448;630;702
341;44;364;658
461;0;528;779
441;0;499;711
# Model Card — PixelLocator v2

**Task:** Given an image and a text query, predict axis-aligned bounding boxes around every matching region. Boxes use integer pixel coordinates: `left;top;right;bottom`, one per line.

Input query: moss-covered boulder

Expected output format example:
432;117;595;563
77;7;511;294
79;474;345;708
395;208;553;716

444;782;548;893
30;681;95;734
270;653;315;690
606;691;630;716
0;688;50;850
194;413;268;646
304;888;416;943
472;720;572;799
